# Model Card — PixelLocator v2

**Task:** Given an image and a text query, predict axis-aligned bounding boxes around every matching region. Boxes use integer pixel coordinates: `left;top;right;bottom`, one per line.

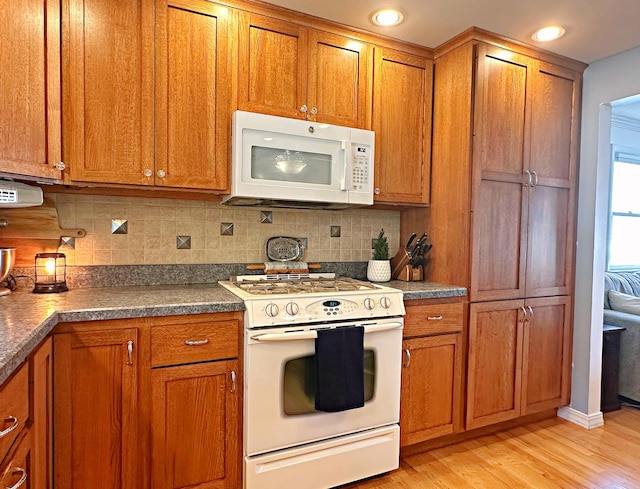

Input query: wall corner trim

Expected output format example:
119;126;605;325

557;406;605;430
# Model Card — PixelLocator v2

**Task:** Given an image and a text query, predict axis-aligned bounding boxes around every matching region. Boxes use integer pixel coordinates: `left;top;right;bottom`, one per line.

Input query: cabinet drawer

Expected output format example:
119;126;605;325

151;320;239;367
0;363;29;465
404;303;464;337
0;429;32;489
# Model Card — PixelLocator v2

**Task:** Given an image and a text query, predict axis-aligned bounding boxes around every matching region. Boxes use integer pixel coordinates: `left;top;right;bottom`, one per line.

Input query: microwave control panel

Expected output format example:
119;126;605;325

351;144;371;192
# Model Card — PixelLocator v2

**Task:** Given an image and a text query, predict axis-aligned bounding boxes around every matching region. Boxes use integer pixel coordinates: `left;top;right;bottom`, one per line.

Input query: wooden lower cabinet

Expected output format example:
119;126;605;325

54;327;141;489
466;296;572;430
151;361;240;489
31;337;53;489
52;312;242;489
400;300;464;447
0;429;33;489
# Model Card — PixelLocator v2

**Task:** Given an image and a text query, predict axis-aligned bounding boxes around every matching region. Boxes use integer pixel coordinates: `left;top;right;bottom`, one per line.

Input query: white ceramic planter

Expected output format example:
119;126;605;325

367;260;391;282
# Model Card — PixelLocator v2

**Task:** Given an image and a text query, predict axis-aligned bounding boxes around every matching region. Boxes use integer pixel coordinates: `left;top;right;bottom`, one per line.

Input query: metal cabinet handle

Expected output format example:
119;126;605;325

299;105;308;113
310;107;318;115
374;187;380;195
157;170;166;178
230;370;237;393
184;338;209;346
527;305;534;321
126;340;134;366
531;170;538;187
0;416;18;438
524;170;532;187
6;467;27;489
520;306;527;322
53;161;66;171
403;349;411;368
427;315;443;321
143;168;153;177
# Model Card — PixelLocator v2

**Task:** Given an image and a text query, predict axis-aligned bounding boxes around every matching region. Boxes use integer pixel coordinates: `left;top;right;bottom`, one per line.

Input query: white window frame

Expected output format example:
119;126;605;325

607;145;640;271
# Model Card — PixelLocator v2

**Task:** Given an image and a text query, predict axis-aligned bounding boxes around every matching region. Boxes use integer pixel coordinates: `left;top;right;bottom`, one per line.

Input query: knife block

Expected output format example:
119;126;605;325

397;265;423;282
390;249;410;279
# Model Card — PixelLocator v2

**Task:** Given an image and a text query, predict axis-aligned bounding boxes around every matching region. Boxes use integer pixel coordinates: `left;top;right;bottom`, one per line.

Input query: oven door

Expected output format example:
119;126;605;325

244;319;403;456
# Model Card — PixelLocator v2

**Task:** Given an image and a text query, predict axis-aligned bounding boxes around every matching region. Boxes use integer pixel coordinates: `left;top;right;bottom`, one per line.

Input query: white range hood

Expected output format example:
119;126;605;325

0;180;43;208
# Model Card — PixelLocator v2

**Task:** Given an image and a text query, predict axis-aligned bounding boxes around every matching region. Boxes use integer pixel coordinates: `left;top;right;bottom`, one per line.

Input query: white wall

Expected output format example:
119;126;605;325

570;46;640;418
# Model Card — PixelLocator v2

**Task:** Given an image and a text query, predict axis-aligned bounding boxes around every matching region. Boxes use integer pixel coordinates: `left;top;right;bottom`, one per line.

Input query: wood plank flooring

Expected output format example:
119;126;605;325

344;407;640;488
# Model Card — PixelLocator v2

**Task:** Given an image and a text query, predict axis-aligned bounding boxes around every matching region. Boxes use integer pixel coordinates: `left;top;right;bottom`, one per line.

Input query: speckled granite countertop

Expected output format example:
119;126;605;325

389;280;467;300
0;285;244;385
0;280;465;386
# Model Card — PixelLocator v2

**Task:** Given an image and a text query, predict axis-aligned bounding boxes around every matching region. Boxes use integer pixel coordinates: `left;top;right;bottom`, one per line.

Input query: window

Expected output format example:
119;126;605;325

607;150;640;270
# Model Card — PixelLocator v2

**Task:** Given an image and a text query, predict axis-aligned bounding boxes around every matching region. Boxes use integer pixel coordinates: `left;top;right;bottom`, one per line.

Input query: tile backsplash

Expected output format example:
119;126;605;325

50;193;400;266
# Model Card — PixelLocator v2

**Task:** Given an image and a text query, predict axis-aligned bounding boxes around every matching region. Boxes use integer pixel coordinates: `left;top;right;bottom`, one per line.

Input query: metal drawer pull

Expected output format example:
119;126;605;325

531;170;538;187
230;370;237;393
126;340;134;366
7;467;27;489
0;416;18;438
184;338;210;346
403;349;411;368
527;305;534;320
524;170;532;187
427;315;443;321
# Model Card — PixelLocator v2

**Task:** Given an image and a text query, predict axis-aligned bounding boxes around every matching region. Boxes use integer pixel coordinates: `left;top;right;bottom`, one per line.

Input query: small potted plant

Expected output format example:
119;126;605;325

367;229;391;282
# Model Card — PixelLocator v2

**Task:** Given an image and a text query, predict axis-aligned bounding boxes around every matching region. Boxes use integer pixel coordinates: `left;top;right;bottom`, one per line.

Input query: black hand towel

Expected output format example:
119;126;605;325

314;326;365;412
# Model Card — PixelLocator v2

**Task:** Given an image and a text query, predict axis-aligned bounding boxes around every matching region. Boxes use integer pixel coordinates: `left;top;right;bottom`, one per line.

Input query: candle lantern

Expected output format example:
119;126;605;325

34;252;68;293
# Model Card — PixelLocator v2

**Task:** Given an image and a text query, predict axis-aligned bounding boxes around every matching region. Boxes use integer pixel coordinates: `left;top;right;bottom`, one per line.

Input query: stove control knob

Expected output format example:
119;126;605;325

380;296;391;309
265;303;279;318
285;302;299;316
364;298;375;310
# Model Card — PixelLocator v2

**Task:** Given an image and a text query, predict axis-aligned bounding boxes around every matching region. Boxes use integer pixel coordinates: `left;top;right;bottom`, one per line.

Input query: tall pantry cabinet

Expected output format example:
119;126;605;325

429;29;586;430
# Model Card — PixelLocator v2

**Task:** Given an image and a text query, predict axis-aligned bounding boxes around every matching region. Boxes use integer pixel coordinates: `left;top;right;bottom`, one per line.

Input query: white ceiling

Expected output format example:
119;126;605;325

261;0;640;64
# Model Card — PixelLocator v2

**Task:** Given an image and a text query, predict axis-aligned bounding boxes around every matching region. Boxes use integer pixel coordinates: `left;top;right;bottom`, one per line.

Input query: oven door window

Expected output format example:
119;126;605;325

282;350;375;415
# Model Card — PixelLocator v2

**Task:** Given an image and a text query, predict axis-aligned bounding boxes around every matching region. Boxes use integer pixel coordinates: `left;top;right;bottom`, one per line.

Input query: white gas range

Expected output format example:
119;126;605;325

219;273;405;489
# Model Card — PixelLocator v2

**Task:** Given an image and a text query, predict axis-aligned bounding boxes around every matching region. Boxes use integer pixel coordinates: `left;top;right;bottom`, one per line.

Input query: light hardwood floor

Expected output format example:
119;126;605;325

345;407;640;488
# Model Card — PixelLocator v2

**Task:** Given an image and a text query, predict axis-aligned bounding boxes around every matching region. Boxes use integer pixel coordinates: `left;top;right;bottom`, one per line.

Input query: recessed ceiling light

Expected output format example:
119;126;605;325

531;25;566;42
371;9;404;27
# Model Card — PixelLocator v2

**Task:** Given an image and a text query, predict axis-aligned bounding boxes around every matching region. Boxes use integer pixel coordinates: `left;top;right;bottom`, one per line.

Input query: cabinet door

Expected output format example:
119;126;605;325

400;334;463;446
54;329;140;489
151;361;240;489
0;0;61;180
31;337;53;489
525;63;580;297
155;0;234;190
372;48;432;205
470;45;532;301
64;0;155;185
521;296;572;414
237;12;308;119
307;30;372;129
467;300;524;430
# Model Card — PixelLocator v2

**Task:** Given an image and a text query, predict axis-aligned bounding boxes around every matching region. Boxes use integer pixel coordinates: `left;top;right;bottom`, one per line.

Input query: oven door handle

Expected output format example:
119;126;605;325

250;322;403;342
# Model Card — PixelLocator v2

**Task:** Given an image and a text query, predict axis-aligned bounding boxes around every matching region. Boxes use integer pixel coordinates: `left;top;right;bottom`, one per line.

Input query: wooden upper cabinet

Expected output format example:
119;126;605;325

155;0;234;190
373;48;432;205
64;0;155;185
0;0;61;180
238;12;308;119
469;45;580;302
306;30;372;128
238;13;372;128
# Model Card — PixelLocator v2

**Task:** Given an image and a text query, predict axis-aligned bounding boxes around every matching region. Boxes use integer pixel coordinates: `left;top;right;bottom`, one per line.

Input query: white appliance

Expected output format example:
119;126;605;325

219;274;405;489
0;180;43;207
223;111;375;209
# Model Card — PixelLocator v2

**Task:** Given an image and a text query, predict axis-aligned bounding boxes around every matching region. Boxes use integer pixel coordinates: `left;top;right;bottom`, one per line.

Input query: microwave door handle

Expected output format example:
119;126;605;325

340;140;349;191
251;322;403;342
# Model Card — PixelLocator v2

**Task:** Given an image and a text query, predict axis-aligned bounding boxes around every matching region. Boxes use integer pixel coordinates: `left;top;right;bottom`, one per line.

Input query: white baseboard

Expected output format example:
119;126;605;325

557;406;605;429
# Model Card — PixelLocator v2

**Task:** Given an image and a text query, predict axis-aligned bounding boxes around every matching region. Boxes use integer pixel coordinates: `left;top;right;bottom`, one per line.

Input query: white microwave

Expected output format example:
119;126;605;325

222;111;375;209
